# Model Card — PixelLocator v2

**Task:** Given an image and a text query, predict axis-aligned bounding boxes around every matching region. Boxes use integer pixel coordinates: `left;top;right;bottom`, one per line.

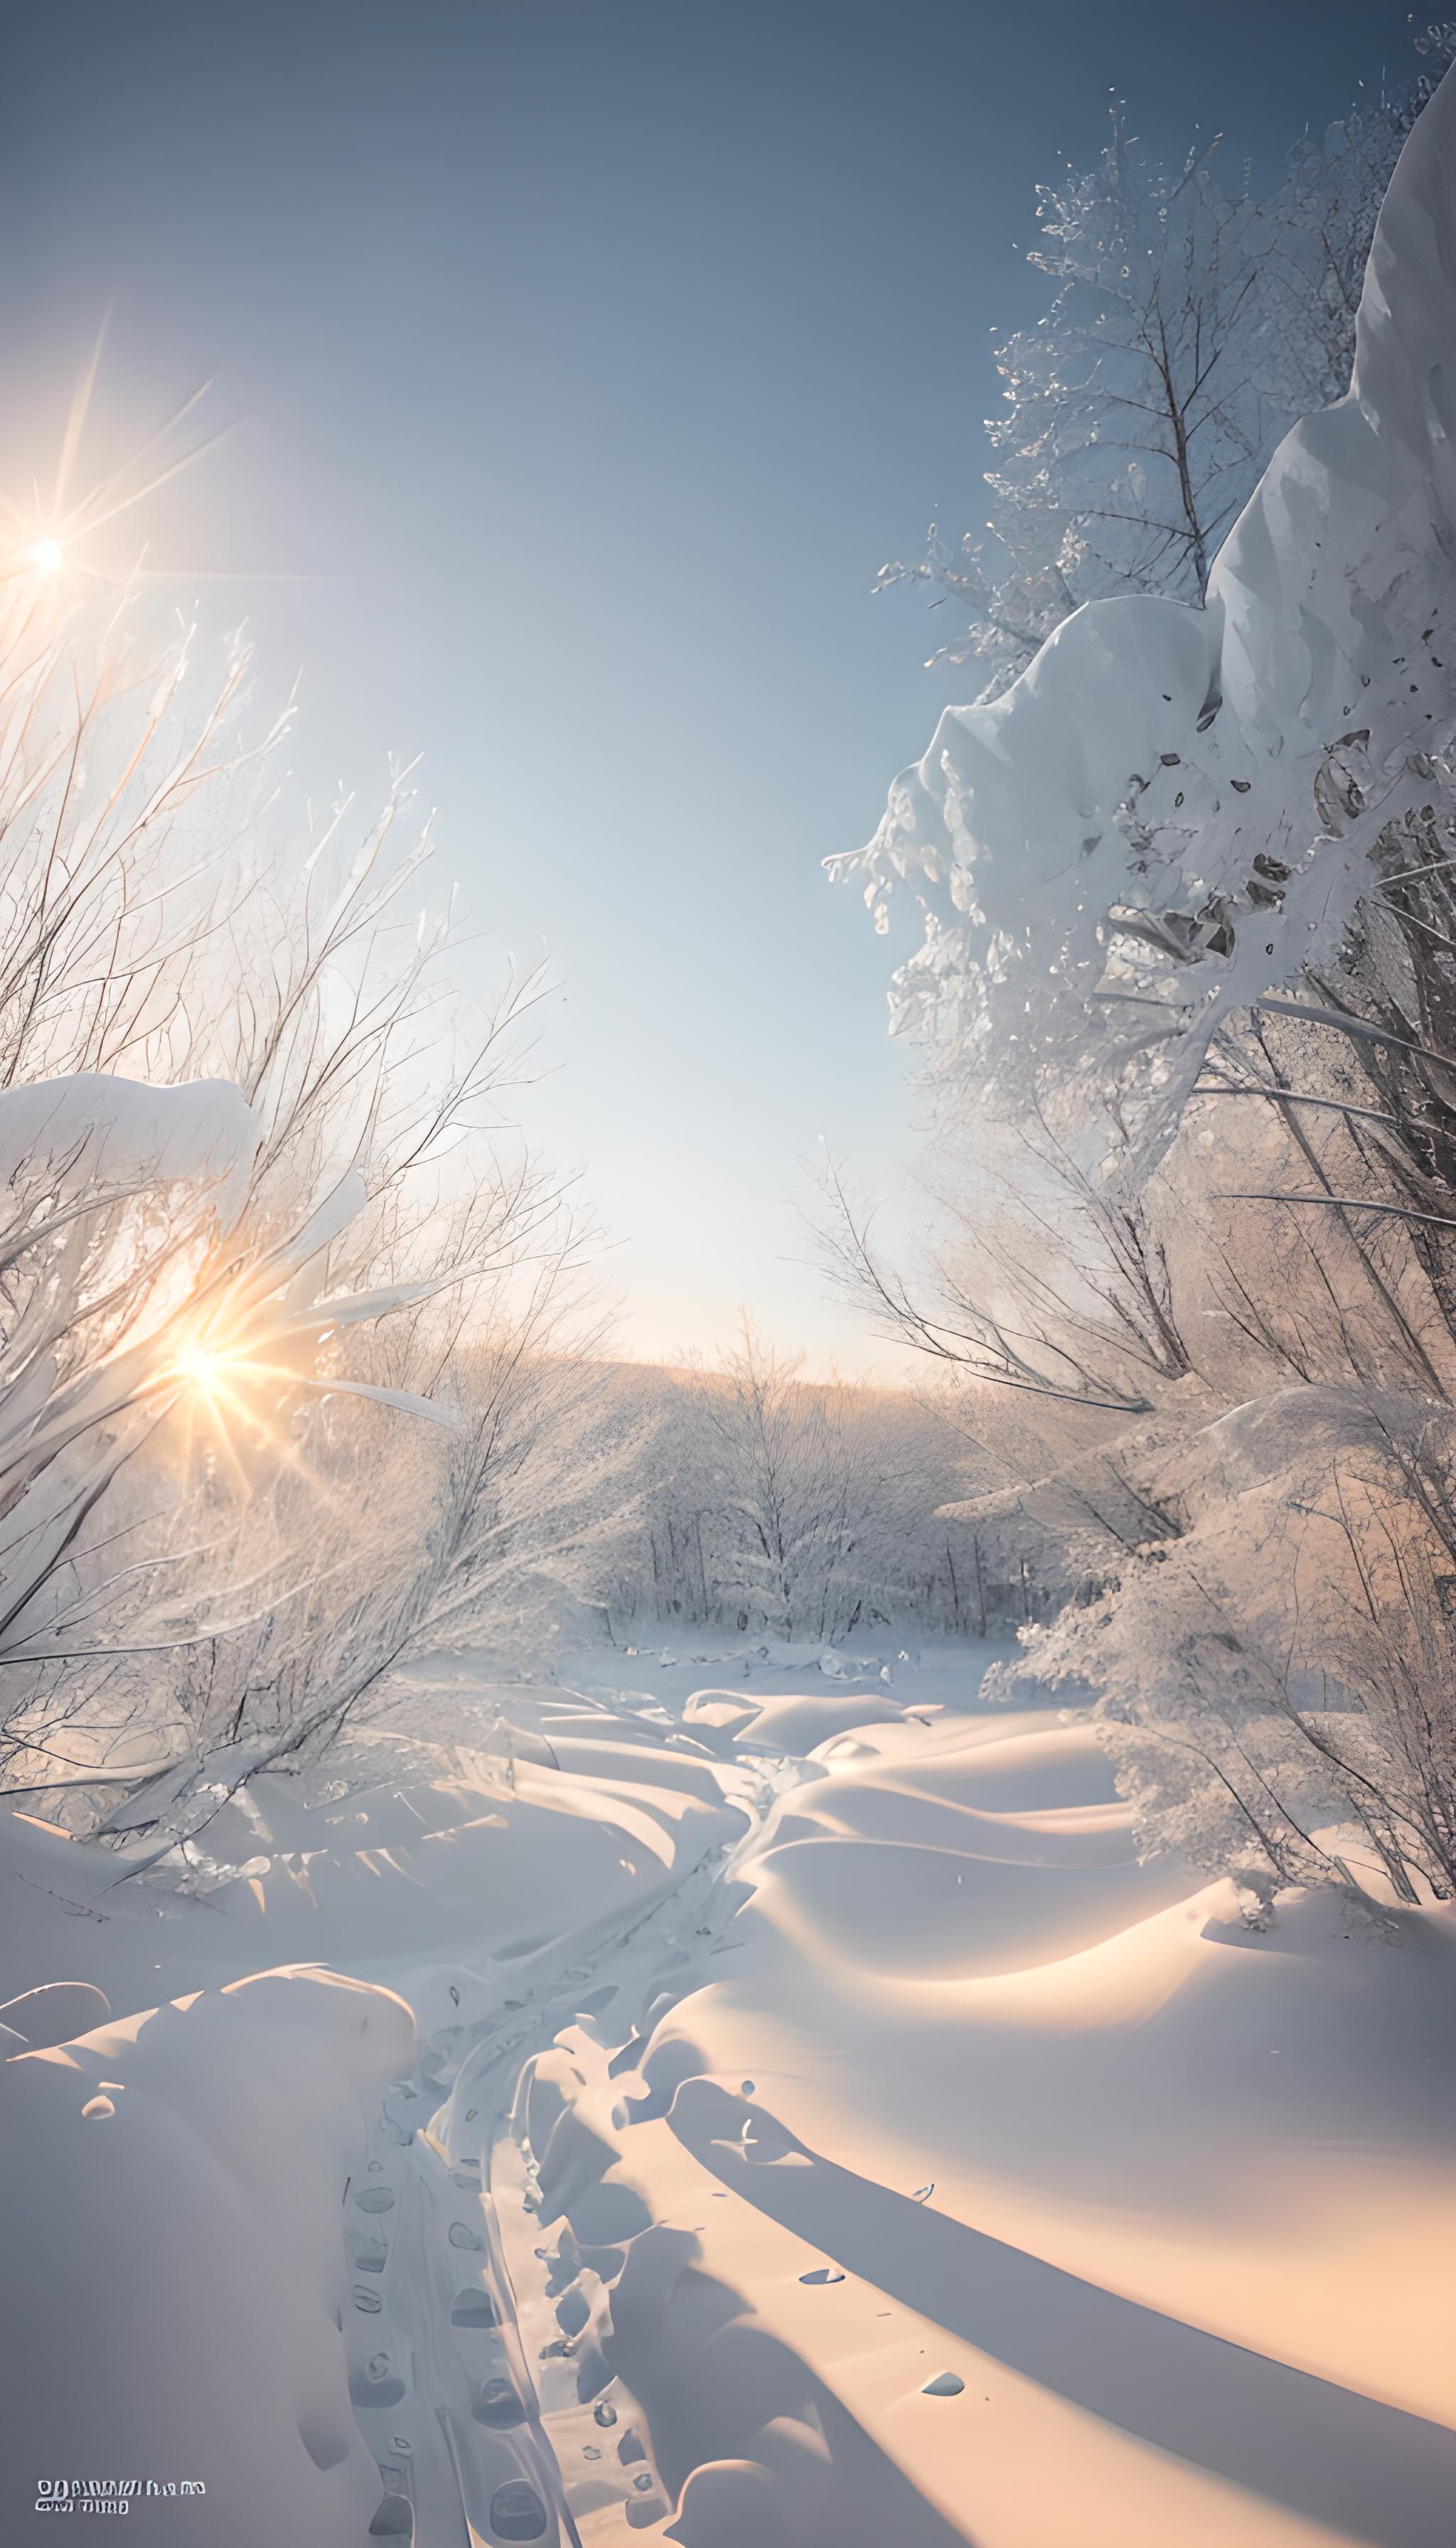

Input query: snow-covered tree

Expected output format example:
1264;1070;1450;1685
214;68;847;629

1266;30;1456;414
835;59;1456;1915
886;126;1278;692
590;1332;1013;1642
0;513;588;1819
673;1320;890;1641
611;1325;1061;1642
986;1386;1456;1911
73;1258;641;1862
877;28;1456;700
835;54;1456;1177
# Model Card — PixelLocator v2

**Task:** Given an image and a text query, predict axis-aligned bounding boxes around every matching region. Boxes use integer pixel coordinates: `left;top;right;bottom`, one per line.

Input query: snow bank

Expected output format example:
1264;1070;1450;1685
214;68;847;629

833;65;1456;1155
1;1966;412;2547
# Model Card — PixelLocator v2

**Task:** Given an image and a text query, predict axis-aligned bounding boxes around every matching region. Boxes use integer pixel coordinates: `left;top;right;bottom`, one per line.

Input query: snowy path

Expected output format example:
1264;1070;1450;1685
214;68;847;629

340;1709;789;2547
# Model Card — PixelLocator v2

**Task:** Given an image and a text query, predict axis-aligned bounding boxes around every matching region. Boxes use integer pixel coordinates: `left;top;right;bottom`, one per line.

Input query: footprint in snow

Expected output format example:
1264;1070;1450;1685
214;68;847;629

355;2185;396;2214
798;2267;845;2285
742;2114;799;2165
353;2286;384;2314
449;2288;499;2328
488;2480;547;2541
368;2495;413;2539
447;2220;483;2250
350;2360;406;2409
922;2371;965;2397
471;2377;525;2429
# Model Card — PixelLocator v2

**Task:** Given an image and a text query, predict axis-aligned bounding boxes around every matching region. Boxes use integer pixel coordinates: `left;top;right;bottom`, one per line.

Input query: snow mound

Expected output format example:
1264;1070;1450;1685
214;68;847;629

1;1967;412;2547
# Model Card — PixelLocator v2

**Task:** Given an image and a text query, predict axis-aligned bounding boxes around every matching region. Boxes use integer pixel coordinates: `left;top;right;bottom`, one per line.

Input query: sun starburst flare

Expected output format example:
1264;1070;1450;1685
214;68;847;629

160;1302;318;1492
0;323;228;601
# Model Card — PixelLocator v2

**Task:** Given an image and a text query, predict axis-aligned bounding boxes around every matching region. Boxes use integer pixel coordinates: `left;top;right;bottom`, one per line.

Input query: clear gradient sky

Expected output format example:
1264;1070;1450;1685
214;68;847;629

0;0;1427;1372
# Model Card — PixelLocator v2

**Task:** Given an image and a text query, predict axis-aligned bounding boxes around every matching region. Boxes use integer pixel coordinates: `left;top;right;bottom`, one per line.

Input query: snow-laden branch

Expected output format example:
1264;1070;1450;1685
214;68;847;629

834;63;1456;1172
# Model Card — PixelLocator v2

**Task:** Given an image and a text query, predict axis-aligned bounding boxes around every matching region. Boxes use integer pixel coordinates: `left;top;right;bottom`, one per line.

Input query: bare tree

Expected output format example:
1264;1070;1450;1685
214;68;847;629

65;1220;645;1867
813;1115;1193;1420
0;537;587;1815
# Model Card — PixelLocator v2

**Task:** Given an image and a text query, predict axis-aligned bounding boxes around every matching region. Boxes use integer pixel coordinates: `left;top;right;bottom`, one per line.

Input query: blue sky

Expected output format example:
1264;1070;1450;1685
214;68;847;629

0;0;1428;1371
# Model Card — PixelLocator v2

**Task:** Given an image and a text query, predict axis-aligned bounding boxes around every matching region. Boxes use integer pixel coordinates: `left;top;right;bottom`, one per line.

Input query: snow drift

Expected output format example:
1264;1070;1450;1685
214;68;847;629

1;1966;414;2548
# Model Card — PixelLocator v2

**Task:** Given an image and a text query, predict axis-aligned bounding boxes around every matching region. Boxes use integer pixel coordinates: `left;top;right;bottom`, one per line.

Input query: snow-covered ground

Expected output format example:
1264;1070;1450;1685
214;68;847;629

10;32;1456;2548
2;1632;1452;2546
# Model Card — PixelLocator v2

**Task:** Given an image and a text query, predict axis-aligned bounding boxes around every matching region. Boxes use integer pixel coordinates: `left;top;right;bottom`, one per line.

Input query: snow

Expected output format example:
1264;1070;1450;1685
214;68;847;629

10;49;1456;2548
831;63;1456;1160
4;1965;413;2547
3;1634;1452;2544
0;1071;262;1231
0;1064;471;1800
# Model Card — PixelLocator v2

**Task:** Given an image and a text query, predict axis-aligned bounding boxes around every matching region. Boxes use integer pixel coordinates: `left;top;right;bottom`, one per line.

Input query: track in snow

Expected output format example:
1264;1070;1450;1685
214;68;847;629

341;1751;786;2546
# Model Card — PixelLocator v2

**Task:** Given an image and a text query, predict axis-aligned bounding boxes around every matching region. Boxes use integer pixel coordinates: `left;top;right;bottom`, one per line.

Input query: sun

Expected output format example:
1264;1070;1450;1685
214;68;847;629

172;1337;231;1393
0;333;228;601
166;1327;271;1430
165;1310;314;1454
164;1323;284;1487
